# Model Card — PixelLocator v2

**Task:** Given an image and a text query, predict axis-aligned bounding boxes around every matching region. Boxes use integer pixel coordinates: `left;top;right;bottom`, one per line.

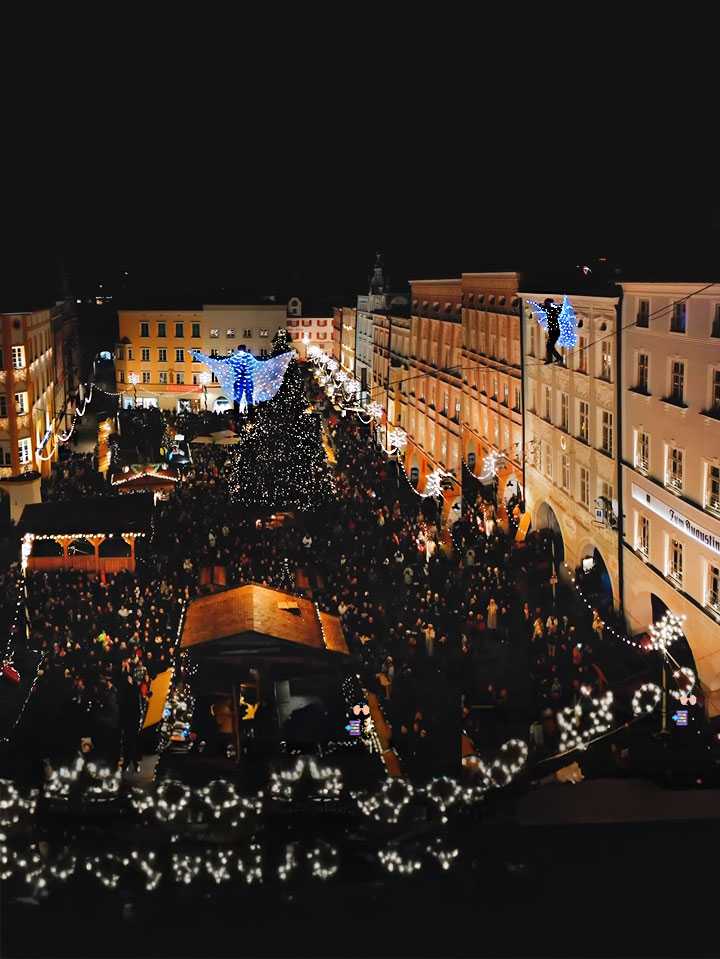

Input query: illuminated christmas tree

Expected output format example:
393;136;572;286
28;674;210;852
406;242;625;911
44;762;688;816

228;357;335;511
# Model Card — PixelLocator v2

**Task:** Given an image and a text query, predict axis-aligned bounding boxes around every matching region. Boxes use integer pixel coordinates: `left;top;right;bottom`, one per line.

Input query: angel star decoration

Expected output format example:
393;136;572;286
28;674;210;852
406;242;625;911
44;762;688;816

527;296;578;362
190;346;294;412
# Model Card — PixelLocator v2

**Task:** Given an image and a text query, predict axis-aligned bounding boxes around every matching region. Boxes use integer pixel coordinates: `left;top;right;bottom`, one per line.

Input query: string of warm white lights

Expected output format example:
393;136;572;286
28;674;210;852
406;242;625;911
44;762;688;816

632;683;662;716
557;686;614;753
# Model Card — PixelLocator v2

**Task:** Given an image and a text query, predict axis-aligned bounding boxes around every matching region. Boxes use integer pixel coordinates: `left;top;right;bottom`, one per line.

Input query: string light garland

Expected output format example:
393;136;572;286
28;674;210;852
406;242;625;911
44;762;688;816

670;667;697;704
306;842;339;881
426;837;459;872
423;776;463;824
632;683;662;716
355;777;414;824
558;686;614;753
378;845;423;876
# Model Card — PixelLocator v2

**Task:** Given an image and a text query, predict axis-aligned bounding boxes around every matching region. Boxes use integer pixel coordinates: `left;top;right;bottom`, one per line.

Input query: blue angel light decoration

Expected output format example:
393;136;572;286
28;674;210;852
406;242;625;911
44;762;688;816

190;347;294;411
527;295;578;349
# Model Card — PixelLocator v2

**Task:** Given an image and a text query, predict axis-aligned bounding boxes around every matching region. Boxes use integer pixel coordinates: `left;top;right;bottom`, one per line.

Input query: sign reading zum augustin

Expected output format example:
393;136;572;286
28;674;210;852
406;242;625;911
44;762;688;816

631;483;720;557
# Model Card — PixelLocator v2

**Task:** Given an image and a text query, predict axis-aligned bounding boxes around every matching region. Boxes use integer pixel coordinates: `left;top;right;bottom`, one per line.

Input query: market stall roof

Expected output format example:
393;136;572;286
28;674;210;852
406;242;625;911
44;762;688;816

181;583;348;658
19;492;154;536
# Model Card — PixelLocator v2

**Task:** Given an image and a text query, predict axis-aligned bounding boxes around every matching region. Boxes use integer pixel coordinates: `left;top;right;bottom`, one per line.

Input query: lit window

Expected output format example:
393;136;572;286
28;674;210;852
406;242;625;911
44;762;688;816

600;340;612;381
578;401;589;443
601;410;613;455
636;353;649;393
175;349;185;363
561;453;570;490
708;564;720;614
670;302;687;333
18;437;32;465
576;337;588;373
14;392;28;415
158;348;167;363
226;329;236;339
669;539;684;586
545;443;553;480
637;299;650;327
560;392;569;431
119;370;125;383
544;386;551;422
712;370;720;413
635;431;650;473
259;329;269;337
11;346;25;369
175;371;184;385
637;515;650;556
666;446;684;493
159;372;168;385
513;386;521;412
706;465;720;516
141;348;150;362
243;329;252;338
669;360;685;404
142;371;151;384
579;466;589;507
210;329;220;338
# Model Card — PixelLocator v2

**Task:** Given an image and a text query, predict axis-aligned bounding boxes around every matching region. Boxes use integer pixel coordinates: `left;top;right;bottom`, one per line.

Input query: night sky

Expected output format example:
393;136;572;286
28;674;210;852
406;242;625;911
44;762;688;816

2;135;716;310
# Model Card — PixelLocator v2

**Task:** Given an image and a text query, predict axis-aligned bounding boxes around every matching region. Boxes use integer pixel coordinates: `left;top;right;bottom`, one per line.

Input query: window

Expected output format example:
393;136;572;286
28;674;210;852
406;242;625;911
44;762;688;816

226;329;236;339
142;371;151;384
635;431;650;473
670;360;685;404
141;348;150;362
243;329;252;338
159;371;168;385
513;385;521;412
467;451;476;471
15;392;28;415
600;479;614;505
116;347;124;361
529;322;537;357
157;323;166;338
669;538;684;586
0;396;6;417
708;564;720;613
561;453;570;490
175;323;184;338
0;443;10;466
175;371;184;385
670;302;687;333
536;441;543;473
210;329;220;338
707;465;720;516
442;393;449;415
600;340;612;381
576;336;588;373
119;370;125;383
713;305;720;338
712;370;720;413
259;329;269;337
11;346;25;369
637;299;650;327
637;515;650;556
579;466;589;507
140;322;149;338
666;446;684;492
601;410;613;455
18;437;32;465
492;377;498;400
636;352;649;393
454;398;461;420
544;386;551;422
503;383;509;406
560;392;569;431
529;382;536;414
544;443;553;480
211;372;218;384
158;348;167;363
260;348;268;357
175;349;184;363
192;322;201;338
127;348;134;361
578;401;589;443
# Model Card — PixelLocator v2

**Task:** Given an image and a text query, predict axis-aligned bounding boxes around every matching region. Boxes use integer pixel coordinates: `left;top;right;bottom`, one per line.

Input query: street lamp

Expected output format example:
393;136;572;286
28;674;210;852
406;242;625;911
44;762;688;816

128;372;139;408
199;371;211;411
648;611;686;735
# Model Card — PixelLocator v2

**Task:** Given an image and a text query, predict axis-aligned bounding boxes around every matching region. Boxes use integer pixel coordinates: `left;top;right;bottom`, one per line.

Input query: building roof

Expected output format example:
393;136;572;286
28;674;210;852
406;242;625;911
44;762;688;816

181;584;348;657
19;492;154;536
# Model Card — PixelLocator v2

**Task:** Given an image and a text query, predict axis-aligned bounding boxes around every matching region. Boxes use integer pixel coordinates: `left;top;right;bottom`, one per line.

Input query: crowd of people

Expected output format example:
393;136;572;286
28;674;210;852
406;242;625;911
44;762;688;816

1;360;639;779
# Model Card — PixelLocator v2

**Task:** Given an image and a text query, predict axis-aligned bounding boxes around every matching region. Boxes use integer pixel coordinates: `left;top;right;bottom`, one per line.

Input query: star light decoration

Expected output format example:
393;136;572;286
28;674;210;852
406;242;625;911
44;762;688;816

527;295;578;349
424;467;451;499
632;683;662;716
648;612;686;655
269;757;343;803
557;686;614;753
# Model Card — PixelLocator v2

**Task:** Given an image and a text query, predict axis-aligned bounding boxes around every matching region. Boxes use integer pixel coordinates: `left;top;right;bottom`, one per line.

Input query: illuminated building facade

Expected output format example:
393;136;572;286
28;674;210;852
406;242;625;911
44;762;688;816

620;281;720;712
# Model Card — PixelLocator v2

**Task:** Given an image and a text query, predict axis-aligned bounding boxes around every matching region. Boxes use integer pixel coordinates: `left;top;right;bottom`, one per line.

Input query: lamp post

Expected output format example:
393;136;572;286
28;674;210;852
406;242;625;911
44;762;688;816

128;372;139;408
199;371;211;411
648;612;686;737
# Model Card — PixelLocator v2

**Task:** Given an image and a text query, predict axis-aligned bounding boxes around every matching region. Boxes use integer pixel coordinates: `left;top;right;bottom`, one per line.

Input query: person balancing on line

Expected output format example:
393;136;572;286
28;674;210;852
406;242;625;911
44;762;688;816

543;298;563;365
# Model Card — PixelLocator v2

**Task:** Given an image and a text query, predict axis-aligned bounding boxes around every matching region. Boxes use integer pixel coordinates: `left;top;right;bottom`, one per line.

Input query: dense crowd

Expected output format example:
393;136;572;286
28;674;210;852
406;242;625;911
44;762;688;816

3;361;635;778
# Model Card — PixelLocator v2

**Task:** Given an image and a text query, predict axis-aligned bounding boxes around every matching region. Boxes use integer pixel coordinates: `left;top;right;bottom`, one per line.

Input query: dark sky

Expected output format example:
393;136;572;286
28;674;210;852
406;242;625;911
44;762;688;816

2;72;716;309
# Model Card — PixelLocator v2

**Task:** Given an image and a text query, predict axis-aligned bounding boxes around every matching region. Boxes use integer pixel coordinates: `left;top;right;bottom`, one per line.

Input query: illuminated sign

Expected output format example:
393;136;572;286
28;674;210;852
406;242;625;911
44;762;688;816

631;483;720;557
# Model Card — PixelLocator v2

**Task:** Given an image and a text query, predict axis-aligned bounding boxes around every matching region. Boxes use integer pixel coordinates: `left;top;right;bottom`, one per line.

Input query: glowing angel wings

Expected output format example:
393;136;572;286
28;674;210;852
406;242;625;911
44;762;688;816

190;349;294;403
252;351;294;402
527;296;578;349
